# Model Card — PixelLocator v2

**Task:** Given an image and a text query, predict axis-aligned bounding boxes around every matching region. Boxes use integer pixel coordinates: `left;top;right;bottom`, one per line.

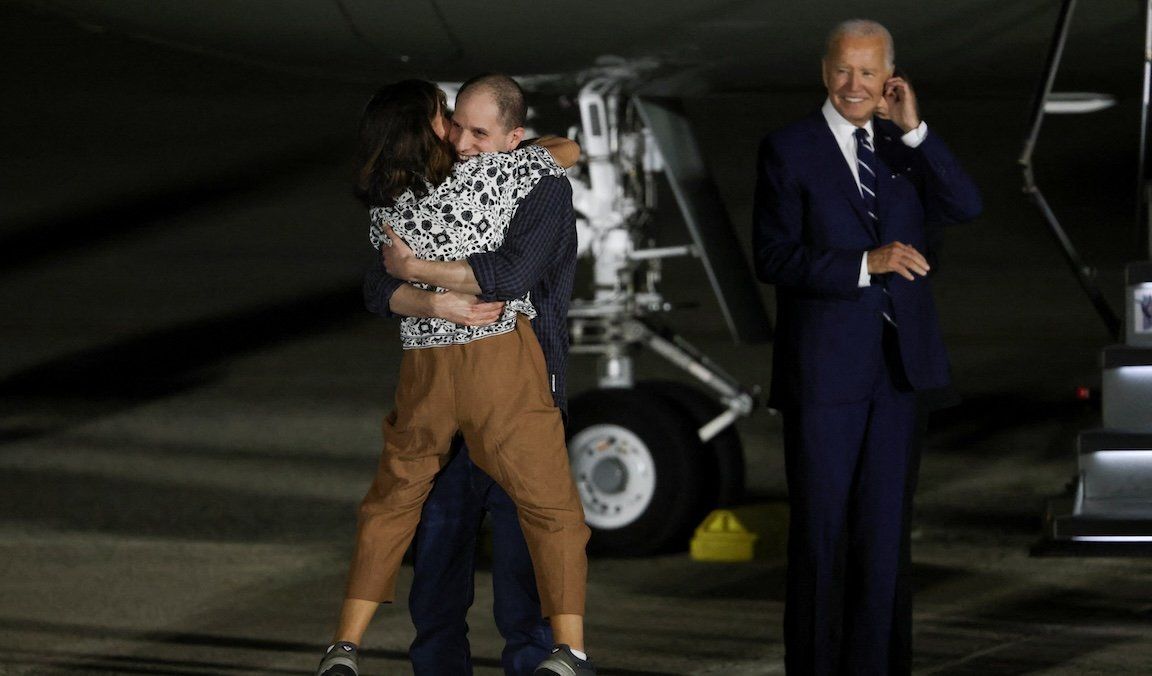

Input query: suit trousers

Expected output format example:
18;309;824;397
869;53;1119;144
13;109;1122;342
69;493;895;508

346;315;590;618
408;441;552;676
783;326;917;675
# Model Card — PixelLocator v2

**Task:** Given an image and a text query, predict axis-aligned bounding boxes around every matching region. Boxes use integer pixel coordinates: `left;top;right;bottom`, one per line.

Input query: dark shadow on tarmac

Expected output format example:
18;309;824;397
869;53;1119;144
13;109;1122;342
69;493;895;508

0;284;366;445
916;507;1045;537
0;138;349;277
602;557;968;608
0;619;679;675
0;467;356;543
926;393;1098;458
1;648;304;674
915;587;1148;674
968;587;1152;628
20;434;381;472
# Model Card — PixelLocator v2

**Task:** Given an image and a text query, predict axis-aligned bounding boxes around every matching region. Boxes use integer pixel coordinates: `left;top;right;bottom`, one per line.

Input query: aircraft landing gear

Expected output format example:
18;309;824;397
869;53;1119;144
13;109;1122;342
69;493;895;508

567;380;747;556
633;380;745;509
562;71;767;556
567;387;705;556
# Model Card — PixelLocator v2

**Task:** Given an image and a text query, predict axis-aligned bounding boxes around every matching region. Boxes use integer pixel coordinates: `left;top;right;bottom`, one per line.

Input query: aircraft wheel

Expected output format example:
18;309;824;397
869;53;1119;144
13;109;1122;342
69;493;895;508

634;380;745;507
567;388;709;556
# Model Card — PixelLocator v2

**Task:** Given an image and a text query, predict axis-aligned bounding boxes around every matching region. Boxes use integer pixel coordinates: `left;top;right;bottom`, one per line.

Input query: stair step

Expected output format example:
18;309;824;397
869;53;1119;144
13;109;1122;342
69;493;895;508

1101;346;1152;431
1076;430;1152;518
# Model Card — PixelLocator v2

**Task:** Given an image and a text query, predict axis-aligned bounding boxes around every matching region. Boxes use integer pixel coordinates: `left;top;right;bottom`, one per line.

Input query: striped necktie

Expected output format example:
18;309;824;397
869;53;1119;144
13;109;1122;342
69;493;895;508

854;127;879;227
855;127;897;325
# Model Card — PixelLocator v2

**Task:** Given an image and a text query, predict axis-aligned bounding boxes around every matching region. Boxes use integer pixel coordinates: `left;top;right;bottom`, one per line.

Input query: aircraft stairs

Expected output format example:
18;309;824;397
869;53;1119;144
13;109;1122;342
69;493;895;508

1045;263;1152;550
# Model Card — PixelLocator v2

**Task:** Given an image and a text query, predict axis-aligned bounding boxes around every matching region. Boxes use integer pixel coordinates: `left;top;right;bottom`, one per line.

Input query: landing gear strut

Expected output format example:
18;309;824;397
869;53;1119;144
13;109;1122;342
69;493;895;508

562;69;768;555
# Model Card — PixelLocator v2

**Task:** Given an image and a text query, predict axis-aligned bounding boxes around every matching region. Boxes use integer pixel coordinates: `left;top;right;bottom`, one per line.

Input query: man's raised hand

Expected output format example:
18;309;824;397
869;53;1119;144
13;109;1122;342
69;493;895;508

882;75;920;134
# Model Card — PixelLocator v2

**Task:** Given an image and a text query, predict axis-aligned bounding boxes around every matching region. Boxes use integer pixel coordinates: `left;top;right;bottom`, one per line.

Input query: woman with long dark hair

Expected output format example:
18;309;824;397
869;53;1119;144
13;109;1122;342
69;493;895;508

317;80;594;676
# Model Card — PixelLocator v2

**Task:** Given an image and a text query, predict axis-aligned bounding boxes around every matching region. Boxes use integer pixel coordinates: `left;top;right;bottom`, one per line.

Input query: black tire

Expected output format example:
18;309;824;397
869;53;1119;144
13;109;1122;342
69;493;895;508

633;380;746;507
566;388;709;556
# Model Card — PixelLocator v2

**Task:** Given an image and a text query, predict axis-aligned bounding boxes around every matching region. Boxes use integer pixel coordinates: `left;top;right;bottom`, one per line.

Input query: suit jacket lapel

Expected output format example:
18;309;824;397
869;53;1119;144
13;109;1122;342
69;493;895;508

872;122;906;240
808;112;877;241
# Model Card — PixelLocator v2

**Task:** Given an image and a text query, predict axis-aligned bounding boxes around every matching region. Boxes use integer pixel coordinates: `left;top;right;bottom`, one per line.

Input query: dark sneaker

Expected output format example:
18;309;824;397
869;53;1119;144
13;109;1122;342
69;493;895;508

533;644;596;676
316;641;358;676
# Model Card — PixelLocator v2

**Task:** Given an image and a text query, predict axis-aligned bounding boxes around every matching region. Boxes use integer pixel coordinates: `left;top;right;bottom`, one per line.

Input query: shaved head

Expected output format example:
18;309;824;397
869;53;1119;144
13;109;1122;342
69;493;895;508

456;73;526;133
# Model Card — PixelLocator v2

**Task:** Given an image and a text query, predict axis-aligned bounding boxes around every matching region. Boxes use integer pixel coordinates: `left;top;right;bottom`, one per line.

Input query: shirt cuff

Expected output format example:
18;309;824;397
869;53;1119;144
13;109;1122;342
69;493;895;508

901;121;928;148
858;252;870;287
364;262;407;318
466;255;499;301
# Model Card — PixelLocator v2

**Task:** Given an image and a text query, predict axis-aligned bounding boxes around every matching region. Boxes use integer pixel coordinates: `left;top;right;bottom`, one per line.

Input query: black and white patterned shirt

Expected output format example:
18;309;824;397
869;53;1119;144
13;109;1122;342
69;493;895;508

369;145;564;349
365;176;578;413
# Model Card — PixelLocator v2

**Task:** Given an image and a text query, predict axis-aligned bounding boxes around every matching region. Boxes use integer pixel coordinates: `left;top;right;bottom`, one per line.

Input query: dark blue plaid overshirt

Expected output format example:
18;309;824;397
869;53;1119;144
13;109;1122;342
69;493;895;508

363;175;577;412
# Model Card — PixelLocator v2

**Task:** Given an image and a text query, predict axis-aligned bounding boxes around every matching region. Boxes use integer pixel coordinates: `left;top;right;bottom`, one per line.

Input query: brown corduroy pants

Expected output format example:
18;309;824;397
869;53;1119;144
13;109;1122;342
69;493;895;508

345;316;589;617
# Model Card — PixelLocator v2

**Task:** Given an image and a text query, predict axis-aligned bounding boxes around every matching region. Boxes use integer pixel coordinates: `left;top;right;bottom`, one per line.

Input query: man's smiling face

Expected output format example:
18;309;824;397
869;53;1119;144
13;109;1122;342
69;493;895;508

449;87;523;156
822;34;892;127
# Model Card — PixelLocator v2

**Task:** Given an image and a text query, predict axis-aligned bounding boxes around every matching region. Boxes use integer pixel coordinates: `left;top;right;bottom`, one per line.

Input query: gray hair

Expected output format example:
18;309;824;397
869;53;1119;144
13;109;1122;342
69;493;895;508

826;19;894;68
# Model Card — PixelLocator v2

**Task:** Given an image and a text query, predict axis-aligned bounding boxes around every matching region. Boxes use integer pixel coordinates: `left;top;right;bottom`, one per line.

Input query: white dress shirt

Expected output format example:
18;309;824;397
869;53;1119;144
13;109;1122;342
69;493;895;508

820;99;928;286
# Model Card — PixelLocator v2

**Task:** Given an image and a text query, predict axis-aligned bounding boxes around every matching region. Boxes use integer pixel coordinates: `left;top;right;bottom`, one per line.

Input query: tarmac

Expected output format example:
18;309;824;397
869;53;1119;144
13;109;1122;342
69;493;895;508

2;5;1151;675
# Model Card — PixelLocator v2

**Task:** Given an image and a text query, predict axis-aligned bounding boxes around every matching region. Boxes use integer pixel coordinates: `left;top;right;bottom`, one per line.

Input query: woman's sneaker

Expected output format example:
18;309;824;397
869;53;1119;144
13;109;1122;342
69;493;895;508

533;644;596;675
316;641;358;676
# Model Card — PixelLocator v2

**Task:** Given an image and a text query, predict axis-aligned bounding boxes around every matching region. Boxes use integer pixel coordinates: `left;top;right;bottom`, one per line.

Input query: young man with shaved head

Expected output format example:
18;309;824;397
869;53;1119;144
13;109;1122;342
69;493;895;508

753;20;981;674
359;73;592;676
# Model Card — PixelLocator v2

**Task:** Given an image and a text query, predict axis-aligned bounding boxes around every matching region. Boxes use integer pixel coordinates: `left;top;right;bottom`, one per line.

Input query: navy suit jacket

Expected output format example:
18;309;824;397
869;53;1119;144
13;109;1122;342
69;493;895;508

753;110;982;409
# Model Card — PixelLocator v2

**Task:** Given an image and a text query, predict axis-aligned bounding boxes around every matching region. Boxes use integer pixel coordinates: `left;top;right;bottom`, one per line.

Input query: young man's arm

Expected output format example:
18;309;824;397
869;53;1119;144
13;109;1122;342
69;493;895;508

468;176;574;301
376;234;481;295
363;258;503;326
379;176;573;300
363;259;407;318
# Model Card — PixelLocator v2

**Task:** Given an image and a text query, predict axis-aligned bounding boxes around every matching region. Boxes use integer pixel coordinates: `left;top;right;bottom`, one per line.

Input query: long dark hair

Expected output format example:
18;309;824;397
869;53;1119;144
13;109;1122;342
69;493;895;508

355;79;455;207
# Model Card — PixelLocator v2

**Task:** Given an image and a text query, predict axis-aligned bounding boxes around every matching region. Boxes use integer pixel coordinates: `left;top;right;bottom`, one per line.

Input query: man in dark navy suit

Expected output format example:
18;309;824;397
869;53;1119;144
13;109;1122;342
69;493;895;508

753;19;981;674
